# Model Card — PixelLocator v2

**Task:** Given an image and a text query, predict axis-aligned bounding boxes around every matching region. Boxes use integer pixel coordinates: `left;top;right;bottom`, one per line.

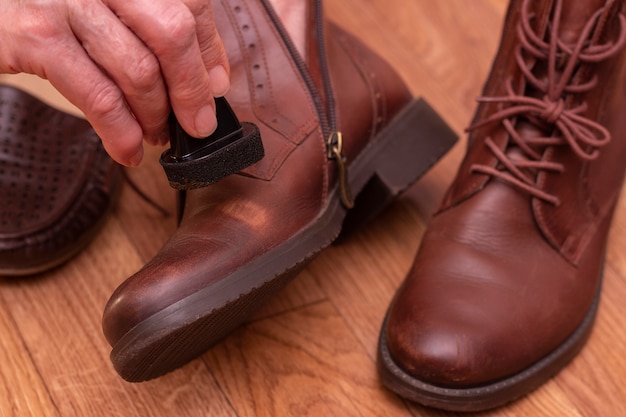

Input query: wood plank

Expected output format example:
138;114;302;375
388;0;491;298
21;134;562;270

552;264;626;417
0;295;59;417
204;302;413;417
309;200;425;360
603;185;626;279
405;381;584;417
251;269;328;321
1;1;625;416
0;217;237;417
115;144;179;262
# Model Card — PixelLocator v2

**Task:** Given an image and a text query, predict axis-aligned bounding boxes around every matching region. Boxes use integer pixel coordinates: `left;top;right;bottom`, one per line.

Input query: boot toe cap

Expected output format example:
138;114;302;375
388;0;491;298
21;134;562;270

384;306;503;388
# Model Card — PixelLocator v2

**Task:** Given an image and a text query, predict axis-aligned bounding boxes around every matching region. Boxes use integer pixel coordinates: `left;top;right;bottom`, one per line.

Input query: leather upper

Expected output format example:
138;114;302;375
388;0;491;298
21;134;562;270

441;0;626;264
385;0;626;387
102;0;412;345
0;85;121;275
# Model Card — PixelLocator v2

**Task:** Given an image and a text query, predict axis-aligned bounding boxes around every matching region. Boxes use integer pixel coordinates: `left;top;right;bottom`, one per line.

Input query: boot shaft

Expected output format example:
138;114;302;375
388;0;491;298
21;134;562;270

211;0;412;190
441;0;626;263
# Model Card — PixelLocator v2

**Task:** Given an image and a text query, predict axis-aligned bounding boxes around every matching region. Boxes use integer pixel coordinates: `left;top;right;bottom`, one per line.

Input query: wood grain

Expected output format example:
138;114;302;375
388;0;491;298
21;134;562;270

1;1;626;416
0;296;58;417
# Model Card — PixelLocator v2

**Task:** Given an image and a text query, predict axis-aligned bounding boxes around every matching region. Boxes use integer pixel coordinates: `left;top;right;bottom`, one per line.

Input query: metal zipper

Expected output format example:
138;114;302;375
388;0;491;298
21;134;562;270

312;0;354;208
259;0;332;136
260;0;353;208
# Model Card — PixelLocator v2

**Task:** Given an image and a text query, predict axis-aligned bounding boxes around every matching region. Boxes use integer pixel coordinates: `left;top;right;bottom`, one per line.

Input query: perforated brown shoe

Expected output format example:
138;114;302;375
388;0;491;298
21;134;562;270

378;0;626;411
0;85;122;276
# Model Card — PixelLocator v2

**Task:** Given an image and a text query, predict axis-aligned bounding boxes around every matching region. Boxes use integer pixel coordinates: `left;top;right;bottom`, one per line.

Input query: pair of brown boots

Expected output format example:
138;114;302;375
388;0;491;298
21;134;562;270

3;0;626;412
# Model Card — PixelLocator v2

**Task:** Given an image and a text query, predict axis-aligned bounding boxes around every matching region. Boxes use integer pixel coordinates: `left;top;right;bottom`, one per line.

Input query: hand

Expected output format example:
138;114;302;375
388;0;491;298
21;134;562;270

0;0;229;166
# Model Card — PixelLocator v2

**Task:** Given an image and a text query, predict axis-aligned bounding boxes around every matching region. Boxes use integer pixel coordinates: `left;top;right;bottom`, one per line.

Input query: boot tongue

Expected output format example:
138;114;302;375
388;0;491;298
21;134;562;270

503;0;610;187
557;0;609;43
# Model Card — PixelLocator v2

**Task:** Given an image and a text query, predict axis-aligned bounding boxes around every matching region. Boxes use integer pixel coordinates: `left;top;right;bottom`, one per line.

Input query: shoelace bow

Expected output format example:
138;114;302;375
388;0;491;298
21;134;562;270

466;0;626;205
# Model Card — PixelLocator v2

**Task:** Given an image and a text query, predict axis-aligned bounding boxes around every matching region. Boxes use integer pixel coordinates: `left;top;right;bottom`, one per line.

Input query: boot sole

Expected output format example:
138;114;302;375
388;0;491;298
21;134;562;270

377;278;602;412
109;98;458;382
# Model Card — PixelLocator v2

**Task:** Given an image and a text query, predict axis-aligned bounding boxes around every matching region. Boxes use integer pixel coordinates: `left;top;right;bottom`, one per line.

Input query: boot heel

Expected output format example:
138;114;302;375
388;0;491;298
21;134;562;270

340;98;458;237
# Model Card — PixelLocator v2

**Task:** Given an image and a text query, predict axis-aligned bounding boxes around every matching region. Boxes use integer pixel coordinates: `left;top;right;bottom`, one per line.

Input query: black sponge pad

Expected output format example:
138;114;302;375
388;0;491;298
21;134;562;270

160;97;264;190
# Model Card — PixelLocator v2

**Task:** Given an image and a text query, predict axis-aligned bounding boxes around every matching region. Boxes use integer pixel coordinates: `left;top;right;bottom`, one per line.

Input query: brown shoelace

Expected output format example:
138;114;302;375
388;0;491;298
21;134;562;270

466;0;626;205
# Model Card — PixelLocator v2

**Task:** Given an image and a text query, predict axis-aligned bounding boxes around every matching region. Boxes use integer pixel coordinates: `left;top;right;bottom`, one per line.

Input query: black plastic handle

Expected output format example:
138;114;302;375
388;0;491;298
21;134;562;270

160;97;264;190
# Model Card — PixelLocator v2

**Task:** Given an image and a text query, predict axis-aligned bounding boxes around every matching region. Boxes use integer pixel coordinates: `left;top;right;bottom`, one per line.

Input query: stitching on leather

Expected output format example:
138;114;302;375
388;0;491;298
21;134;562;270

231;0;316;144
337;34;385;140
223;0;320;181
255;1;320;142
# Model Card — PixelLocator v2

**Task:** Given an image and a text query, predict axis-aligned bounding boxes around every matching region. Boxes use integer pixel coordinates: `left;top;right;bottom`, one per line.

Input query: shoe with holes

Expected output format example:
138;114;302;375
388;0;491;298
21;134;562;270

0;85;122;276
378;0;626;411
101;0;458;382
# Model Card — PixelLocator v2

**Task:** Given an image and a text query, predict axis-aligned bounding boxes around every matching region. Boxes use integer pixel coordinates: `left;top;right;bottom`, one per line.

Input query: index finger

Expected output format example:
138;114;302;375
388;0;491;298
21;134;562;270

106;0;221;138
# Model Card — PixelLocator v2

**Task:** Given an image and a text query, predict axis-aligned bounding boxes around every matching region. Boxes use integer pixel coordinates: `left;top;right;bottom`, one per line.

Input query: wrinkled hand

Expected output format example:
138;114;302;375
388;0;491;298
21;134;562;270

0;0;229;166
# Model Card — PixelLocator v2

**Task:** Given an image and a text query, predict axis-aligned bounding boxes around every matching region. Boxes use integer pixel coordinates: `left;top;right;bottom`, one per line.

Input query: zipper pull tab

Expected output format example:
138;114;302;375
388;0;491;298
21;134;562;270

326;131;354;209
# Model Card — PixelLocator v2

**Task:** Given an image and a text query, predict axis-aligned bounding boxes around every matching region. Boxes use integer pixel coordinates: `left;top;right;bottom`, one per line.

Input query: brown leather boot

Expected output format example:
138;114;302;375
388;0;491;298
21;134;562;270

0;85;122;276
378;0;626;411
101;0;457;382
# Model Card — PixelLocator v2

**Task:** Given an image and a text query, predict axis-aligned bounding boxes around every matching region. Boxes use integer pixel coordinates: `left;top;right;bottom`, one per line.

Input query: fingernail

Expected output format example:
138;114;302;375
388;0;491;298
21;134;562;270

195;104;217;137
144;129;168;146
156;127;170;146
128;148;144;167
209;65;230;97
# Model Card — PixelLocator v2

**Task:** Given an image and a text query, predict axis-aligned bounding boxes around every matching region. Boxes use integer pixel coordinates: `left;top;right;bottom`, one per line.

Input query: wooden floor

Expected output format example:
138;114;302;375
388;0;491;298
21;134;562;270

2;0;626;416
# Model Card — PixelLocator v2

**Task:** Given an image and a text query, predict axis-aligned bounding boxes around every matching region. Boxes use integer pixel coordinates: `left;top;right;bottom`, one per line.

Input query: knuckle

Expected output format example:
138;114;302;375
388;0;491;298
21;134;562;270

85;83;124;121
6;7;68;73
125;52;161;91
19;9;64;45
171;81;207;104
154;6;197;47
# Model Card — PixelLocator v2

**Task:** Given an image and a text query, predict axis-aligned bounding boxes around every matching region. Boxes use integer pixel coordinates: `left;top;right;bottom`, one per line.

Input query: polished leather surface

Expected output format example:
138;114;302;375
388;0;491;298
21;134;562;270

102;0;412;345
0;85;122;275
384;0;626;388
